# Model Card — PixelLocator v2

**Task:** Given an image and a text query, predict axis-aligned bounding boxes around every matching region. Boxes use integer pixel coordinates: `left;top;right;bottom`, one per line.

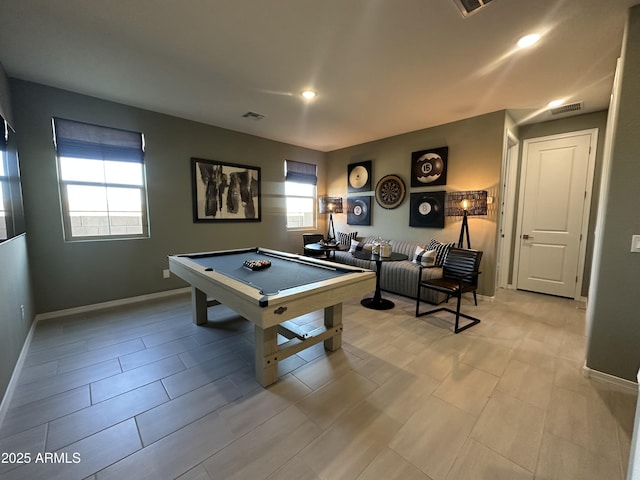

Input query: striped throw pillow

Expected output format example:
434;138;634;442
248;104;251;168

337;231;358;246
412;246;437;267
426;239;455;266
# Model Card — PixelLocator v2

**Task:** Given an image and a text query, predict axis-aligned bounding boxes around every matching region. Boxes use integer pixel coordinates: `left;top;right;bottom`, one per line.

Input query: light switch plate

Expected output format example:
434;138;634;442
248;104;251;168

631;235;640;253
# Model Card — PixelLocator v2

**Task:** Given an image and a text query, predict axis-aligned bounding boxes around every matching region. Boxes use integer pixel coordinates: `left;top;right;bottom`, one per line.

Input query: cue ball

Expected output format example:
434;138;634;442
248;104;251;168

415;153;444;184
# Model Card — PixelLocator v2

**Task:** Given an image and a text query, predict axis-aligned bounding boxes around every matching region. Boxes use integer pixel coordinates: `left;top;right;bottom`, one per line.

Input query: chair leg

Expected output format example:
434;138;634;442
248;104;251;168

416;287;481;333
473;291;478;306
454;293;462;333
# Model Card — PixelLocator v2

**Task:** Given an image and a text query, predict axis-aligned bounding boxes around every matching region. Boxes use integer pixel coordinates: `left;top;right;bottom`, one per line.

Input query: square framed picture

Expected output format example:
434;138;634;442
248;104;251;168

347;160;372;193
410;147;448;187
192;157;261;222
347;196;371;225
409;191;445;228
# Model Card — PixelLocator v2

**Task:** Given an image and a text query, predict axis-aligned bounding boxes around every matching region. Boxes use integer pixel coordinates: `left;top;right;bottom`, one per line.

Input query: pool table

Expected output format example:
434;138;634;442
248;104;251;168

168;247;376;386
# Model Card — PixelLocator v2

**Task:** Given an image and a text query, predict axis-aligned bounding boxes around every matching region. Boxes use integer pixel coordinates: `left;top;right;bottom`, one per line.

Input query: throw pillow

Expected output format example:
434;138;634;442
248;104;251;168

337;231;358;246
412;246;437;267
350;240;373;252
426;239;455;266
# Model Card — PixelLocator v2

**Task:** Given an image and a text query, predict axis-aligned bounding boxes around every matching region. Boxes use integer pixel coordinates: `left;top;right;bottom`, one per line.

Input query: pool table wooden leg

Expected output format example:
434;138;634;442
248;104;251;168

191;287;208;325
255;325;278;387
323;303;343;351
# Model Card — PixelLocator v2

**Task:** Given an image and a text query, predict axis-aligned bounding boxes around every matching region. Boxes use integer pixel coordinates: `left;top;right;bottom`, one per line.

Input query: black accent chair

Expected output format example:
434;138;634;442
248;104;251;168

415;248;483;333
303;233;325;257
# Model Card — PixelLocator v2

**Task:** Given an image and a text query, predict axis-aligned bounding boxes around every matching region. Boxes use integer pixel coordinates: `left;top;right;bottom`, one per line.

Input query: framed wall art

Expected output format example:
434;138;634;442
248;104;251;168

347;196;372;226
410;146;448;187
191;157;261;222
347;160;372;193
375;174;406;209
409;191;445;228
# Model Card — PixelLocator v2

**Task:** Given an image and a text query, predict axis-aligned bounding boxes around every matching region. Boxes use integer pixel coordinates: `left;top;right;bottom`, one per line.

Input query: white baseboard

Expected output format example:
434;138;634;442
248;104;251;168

36;287;191;322
0;317;38;430
583;363;639;392
477;293;495;302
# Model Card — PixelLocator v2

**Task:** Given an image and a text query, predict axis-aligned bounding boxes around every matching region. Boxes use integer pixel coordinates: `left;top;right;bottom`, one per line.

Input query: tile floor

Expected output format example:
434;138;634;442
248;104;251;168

0;288;636;480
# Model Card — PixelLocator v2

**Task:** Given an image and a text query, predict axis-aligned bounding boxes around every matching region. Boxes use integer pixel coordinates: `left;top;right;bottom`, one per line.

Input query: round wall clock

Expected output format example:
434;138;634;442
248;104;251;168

375;174;406;209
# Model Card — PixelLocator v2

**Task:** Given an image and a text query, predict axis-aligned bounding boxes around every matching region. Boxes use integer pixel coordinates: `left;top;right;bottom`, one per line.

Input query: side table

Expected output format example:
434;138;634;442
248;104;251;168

352;251;409;309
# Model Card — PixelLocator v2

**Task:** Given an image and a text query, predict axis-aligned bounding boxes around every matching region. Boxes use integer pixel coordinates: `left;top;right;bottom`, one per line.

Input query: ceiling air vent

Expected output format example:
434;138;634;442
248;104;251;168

550;102;583;115
242;111;265;121
452;0;494;17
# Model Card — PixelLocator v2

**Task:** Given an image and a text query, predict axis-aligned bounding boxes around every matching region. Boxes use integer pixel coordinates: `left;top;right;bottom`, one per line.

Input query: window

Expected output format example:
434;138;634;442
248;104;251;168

0;116;24;242
53;118;148;240
284;160;317;229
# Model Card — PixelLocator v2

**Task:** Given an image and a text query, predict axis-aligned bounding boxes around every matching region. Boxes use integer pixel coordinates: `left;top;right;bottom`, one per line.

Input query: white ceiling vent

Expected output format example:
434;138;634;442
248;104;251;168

452;0;494;17
550;102;583;115
242;111;265;121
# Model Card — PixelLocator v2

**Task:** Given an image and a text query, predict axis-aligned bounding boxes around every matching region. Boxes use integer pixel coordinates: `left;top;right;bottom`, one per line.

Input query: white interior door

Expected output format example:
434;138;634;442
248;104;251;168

515;130;596;298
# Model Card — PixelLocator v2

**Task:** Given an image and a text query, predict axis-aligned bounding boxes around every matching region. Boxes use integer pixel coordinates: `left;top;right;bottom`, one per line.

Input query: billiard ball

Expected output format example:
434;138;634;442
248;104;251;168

414;152;444;184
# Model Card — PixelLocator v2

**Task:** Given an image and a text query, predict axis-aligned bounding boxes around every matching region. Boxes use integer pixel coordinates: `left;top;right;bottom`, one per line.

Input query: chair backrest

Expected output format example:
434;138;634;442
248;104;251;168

442;248;483;286
303;233;324;246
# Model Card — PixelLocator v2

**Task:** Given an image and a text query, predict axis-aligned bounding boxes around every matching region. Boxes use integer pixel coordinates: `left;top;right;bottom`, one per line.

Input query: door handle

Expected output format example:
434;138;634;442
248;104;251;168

522;234;534;240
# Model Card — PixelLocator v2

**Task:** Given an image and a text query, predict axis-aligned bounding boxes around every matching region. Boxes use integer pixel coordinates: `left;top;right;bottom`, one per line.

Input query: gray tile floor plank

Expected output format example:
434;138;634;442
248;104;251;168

1;419;141;480
118;336;199;371
23;340;88;368
0;425;47;476
137;376;252;446
16;361;58;386
178;335;249;369
56;338;146;374
161;355;250;399
47;381;169;451
0;387;91;438
10;359;121;408
90;355;185;404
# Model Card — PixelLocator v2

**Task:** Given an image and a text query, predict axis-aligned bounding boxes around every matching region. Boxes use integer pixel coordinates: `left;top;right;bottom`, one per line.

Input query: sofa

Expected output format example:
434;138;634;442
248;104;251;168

331;235;451;305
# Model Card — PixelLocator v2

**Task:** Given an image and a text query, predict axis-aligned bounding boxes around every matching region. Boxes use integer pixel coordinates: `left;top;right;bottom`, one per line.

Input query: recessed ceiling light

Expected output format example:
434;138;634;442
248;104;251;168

517;33;541;49
547;99;565;108
301;90;317;100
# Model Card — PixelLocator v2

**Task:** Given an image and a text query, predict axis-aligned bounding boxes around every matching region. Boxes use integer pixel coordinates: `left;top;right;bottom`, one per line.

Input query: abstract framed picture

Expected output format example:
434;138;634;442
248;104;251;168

191;157;261;222
347;196;372;226
409;191;445;228
410;146;448;187
347;160;372;193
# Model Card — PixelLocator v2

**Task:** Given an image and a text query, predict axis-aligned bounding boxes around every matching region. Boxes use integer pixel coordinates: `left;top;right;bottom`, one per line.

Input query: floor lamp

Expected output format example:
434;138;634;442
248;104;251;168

445;191;488;249
319;196;343;243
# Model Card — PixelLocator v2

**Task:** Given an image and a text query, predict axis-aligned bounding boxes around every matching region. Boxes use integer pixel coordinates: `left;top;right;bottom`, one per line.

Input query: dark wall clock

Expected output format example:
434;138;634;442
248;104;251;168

375;174;406;209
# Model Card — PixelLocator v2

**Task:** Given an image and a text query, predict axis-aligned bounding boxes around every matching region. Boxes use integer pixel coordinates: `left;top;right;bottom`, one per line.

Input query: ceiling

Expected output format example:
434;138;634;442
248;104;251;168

1;0;637;152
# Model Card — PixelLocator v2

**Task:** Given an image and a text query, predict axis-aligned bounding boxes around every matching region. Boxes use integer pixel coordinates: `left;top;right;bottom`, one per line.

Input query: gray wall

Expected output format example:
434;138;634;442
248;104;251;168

519;110;608;297
10;79;326;314
325;111;506;297
586;5;640;382
0;63;35;400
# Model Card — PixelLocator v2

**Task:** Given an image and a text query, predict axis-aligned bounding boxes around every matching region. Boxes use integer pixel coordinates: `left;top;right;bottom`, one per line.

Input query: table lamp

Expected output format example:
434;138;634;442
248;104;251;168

319;196;343;243
445;191;488;248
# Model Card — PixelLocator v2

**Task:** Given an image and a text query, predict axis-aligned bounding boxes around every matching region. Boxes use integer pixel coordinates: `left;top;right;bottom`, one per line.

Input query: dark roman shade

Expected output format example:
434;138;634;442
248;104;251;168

285;160;317;185
52;117;144;162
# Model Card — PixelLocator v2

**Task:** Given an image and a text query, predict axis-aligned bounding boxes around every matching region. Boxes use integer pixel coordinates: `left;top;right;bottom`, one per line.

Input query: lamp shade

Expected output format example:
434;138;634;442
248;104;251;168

446;190;488;216
319;196;343;214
